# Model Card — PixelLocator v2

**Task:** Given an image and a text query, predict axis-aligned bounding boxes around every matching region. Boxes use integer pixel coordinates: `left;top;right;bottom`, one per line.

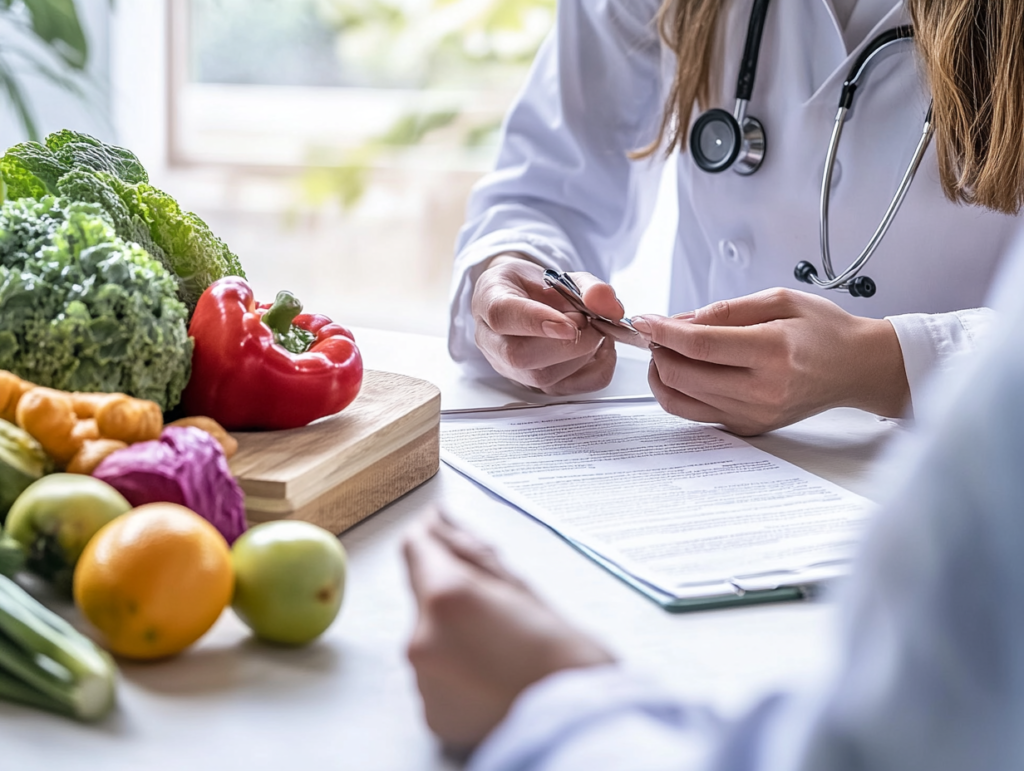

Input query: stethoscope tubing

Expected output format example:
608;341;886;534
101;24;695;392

691;10;934;297
812;107;935;291
807;27;933;292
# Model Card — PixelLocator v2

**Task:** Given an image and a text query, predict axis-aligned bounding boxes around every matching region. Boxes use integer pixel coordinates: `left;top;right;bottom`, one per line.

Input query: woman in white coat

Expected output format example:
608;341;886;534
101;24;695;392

449;0;1023;434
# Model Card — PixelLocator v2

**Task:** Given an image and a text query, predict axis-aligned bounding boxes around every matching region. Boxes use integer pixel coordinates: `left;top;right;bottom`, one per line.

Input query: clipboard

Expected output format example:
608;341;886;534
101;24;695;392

441;399;864;615
566;537;814;613
444;457;819;614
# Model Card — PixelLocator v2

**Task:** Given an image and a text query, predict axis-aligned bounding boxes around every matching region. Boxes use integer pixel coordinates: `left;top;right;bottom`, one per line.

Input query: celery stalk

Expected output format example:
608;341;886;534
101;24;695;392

0;575;116;721
0;534;25;578
0;666;73;716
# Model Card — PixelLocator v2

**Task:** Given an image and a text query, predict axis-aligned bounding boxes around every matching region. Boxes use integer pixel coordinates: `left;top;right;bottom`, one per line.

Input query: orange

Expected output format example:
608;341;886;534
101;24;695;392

73;503;234;660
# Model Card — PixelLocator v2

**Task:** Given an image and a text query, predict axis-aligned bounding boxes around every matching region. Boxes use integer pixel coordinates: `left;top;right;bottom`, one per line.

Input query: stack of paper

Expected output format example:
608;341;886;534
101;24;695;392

440;400;874;610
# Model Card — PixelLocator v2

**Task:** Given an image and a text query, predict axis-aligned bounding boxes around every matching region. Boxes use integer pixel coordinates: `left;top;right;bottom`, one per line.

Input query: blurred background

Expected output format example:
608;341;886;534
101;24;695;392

0;0;672;338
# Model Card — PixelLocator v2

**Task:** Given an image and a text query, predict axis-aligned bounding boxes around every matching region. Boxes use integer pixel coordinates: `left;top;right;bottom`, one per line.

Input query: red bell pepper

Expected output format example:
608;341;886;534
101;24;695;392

181;277;363;431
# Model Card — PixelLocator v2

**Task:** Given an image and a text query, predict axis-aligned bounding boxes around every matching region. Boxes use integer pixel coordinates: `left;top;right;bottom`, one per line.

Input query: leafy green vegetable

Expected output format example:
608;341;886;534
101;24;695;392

0;130;244;312
105;174;245;309
0;141;65;199
0;197;193;410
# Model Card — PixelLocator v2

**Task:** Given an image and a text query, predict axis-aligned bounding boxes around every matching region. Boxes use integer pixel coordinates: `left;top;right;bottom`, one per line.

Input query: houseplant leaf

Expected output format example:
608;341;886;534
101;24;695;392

21;0;88;70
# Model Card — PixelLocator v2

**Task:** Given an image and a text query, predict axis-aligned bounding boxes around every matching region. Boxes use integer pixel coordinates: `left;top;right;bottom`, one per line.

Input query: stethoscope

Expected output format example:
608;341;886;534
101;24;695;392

689;0;934;298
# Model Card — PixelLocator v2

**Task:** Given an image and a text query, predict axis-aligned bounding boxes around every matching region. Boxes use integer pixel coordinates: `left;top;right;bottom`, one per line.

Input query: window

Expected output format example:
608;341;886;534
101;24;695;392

169;0;554;171
155;0;556;336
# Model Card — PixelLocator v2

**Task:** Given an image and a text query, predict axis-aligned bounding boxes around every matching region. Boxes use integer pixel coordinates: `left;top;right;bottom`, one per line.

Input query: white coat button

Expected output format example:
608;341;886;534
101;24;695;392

718;239;751;269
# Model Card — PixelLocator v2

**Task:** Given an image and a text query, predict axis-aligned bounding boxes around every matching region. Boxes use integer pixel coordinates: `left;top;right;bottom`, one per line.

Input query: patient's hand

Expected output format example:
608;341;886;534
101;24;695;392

402;508;614;752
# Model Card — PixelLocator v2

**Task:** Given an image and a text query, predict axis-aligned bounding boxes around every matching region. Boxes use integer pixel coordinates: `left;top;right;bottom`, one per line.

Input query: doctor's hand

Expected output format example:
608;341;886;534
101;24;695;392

471;254;625;394
403;508;614;753
632;288;910;436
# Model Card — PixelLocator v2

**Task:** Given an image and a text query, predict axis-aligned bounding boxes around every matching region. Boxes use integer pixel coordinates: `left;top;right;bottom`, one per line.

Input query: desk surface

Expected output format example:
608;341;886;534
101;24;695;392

0;330;904;770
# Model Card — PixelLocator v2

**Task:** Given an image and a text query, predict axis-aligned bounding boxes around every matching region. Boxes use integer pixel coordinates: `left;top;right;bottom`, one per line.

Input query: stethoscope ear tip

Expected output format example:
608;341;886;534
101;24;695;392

794;261;818;284
849;276;876;298
793;261;876;298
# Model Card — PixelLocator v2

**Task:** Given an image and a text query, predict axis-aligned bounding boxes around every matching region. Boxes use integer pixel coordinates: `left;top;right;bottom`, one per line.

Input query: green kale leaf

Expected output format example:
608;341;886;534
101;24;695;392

0;130;244;315
0;141;67;198
46;129;149;185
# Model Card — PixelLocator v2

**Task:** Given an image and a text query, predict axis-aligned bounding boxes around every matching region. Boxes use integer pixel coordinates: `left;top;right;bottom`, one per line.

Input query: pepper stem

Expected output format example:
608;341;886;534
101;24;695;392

262;291;303;334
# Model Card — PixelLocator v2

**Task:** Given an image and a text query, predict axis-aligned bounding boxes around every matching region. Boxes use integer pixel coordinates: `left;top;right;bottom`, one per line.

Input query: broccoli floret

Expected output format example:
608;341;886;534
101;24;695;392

0;197;193;411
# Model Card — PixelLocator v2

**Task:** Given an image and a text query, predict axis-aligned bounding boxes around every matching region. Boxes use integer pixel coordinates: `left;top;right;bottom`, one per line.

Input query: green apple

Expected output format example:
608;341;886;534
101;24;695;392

4;473;131;591
231;521;347;645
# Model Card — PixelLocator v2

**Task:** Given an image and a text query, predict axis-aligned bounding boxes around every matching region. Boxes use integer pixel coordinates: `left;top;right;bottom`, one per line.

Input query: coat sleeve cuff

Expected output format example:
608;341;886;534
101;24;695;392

885;309;997;414
466;665;723;771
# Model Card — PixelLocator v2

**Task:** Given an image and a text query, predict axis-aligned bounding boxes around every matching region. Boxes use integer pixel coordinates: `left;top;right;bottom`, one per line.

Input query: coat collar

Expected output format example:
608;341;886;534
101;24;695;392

803;0;909;105
819;0;904;54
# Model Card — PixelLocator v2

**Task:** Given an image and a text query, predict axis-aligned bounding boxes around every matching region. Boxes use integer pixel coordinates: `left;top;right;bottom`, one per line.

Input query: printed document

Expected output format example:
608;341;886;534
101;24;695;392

441;401;874;601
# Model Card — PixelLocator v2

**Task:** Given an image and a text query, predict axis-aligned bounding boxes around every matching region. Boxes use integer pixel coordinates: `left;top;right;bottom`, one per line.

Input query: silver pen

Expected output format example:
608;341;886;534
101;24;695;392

542;270;638;334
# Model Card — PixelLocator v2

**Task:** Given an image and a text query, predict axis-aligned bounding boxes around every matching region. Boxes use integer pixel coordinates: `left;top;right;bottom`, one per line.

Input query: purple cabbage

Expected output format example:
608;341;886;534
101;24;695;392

92;426;247;544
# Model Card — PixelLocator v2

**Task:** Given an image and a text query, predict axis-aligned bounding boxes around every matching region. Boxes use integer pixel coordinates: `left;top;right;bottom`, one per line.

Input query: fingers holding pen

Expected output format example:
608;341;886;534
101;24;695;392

631;312;781;368
631;288;807;356
636;289;876;434
646;356;775;436
473;295;608;391
639;317;799;435
565;272;649;348
475;312;601;369
649;345;752;400
472;255;579;330
477;289;583;342
568;272;626;321
590;318;649;349
537;336;617;395
471;256;620;394
647;359;735;426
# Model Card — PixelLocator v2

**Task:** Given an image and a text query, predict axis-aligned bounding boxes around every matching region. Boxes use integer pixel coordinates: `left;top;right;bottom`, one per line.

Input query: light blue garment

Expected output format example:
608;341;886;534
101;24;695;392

465;236;1024;771
447;0;1018;405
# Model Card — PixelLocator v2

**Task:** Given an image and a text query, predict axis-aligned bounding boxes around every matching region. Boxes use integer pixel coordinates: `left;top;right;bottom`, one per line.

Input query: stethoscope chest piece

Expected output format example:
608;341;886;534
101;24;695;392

690;0;771;176
690;107;766;175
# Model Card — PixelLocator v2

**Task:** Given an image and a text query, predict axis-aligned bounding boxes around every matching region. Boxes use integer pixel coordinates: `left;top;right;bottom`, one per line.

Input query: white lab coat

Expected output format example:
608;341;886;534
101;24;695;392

463;222;1024;771
448;0;1018;405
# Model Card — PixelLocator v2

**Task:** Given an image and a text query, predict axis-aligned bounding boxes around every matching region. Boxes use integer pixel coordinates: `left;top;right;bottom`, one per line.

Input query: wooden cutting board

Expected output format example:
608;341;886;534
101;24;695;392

228;370;441;534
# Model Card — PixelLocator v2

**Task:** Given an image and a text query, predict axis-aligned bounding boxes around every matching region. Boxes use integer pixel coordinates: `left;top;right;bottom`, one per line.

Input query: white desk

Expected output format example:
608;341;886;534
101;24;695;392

0;330;904;770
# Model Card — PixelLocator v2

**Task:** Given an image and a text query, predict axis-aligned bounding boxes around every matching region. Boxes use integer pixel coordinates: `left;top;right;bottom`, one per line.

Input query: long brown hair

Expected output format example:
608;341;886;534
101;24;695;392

636;0;1024;215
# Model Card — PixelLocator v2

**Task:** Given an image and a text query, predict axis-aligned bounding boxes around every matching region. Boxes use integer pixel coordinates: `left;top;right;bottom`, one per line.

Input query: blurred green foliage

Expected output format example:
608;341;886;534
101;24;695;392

0;0;90;141
305;0;554;209
320;0;554;85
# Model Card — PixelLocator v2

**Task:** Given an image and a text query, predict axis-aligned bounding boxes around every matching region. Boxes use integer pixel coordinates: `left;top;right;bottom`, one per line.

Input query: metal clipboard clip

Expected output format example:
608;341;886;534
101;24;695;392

542;270;638;334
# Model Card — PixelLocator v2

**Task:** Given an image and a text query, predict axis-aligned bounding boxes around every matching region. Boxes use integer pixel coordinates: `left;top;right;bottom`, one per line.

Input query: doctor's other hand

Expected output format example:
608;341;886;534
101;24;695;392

471;254;624;394
632;288;910;436
403;508;615;753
